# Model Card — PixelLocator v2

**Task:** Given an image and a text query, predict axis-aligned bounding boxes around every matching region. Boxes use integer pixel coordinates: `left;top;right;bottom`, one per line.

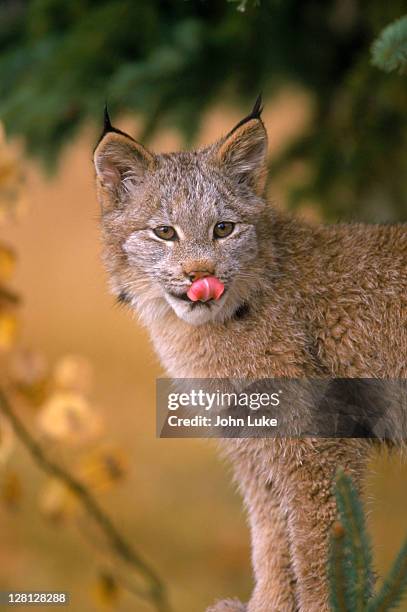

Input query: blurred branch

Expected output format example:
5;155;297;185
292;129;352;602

0;286;20;305
0;386;172;612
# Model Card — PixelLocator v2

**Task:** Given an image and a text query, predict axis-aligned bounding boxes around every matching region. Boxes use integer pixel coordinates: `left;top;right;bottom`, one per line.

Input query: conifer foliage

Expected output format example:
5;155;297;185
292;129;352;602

371;15;407;74
0;1;406;221
329;472;407;612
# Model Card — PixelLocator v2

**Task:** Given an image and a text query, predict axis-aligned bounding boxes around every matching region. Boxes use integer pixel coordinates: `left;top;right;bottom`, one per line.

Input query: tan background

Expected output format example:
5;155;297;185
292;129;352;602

2;98;407;611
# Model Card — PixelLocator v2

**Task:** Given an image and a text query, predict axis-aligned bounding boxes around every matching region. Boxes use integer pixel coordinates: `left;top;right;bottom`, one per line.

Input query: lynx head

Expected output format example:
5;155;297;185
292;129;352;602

94;97;269;326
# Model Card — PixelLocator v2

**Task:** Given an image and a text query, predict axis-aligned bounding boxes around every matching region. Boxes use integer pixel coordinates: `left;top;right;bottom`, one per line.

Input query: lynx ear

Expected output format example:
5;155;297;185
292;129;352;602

93;109;154;209
215;96;268;193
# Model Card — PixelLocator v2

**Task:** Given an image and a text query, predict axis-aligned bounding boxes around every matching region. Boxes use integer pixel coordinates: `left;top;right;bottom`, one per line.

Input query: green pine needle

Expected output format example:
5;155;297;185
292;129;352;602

334;471;374;611
367;538;407;612
329;521;351;612
329;472;407;612
371;15;407;74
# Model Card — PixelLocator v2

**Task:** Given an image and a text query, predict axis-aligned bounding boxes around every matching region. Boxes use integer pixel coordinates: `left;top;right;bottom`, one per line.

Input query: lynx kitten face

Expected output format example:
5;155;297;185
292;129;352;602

94;100;269;325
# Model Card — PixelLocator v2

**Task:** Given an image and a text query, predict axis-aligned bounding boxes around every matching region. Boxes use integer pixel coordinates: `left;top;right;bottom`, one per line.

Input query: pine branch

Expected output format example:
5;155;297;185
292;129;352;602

367;538;407;612
0;386;172;612
371;15;407;74
334;471;374;611
329;521;351;612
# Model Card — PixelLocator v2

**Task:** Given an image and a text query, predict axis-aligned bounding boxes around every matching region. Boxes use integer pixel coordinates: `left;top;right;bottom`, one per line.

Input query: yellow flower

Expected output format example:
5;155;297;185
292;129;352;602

53;355;93;394
39;479;77;522
78;446;128;492
0;311;18;351
1;470;22;510
10;349;50;407
37;391;103;445
0;245;16;283
92;573;120;608
0;415;14;464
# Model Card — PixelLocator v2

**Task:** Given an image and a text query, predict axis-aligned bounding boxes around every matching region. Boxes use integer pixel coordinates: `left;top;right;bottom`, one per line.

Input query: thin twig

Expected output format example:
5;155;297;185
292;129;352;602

0;386;171;612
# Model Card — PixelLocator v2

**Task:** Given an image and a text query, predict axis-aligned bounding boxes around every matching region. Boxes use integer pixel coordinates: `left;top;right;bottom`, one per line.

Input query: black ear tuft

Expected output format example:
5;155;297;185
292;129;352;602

215;92;267;193
251;93;263;119
227;93;264;137
104;103;113;133
95;103;136;149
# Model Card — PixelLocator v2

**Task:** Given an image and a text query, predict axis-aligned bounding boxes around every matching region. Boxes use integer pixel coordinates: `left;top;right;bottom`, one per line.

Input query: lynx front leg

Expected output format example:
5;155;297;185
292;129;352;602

206;479;296;612
214;440;298;612
244;480;297;612
277;439;368;612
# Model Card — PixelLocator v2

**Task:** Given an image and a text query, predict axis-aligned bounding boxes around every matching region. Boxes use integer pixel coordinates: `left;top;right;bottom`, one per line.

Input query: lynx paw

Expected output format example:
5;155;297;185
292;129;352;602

206;598;247;612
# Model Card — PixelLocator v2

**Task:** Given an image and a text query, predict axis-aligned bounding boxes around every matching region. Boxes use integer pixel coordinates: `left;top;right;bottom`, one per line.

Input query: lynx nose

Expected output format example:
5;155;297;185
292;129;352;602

188;270;212;282
182;260;215;283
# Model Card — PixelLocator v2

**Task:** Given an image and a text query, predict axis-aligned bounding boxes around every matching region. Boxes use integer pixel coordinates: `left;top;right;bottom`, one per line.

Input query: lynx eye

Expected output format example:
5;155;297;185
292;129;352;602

153;226;177;241
214;221;235;239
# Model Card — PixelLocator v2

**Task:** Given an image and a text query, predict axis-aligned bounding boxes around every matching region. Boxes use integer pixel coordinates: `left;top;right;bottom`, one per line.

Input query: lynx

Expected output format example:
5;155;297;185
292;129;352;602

93;98;407;612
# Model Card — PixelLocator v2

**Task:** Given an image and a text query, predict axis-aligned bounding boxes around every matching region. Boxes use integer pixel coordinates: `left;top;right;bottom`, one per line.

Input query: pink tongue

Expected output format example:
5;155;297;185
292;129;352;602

187;276;225;302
